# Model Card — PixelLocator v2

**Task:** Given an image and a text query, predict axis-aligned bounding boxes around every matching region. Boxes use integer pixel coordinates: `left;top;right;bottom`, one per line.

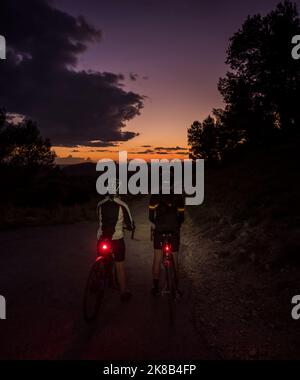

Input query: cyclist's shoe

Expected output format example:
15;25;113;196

120;290;132;302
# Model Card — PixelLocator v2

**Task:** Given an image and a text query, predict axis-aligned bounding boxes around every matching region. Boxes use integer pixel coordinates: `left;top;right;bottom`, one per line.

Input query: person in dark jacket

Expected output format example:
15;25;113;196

149;193;185;296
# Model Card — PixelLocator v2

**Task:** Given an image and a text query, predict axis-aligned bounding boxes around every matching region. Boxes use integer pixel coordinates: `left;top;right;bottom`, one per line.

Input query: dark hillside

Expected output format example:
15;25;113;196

185;140;300;359
189;140;300;269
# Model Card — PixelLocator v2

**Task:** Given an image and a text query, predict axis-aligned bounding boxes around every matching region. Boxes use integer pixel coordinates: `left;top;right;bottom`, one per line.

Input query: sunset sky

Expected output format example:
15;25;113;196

2;0;300;164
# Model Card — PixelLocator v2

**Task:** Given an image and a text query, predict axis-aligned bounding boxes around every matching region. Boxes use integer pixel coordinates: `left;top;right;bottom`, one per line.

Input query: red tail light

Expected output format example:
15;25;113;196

163;243;171;254
97;240;111;255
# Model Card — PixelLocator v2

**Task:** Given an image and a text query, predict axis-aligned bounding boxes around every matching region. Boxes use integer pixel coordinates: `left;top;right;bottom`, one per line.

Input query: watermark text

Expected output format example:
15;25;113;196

291;295;300;320
0;295;6;320
0;35;6;60
96;151;204;206
292;35;300;59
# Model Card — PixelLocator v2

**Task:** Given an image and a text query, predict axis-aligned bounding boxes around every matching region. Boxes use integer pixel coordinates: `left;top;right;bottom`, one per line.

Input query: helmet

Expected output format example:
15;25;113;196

107;178;121;195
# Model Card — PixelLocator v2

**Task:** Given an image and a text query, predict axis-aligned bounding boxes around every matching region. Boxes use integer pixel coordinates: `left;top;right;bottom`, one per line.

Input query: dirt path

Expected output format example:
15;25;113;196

0;198;217;360
183;210;300;360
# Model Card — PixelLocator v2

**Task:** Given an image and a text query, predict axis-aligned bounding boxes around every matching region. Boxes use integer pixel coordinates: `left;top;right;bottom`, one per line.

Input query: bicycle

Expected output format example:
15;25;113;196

83;228;135;323
159;232;178;325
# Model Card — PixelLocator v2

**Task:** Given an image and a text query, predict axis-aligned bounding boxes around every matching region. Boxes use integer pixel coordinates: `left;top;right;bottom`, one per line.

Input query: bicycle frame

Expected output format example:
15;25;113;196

159;233;178;324
96;238;117;287
83;229;134;323
161;234;175;267
160;233;178;288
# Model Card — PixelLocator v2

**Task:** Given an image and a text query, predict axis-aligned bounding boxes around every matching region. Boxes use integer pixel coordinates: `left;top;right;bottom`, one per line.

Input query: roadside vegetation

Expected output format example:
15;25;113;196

184;1;300;358
0;108;99;229
187;0;300;269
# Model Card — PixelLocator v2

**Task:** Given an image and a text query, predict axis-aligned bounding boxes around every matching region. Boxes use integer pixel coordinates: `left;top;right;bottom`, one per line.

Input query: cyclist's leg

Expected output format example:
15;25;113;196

172;232;181;290
152;230;163;293
112;239;131;298
153;248;163;281
172;251;178;273
151;249;162;295
115;261;126;292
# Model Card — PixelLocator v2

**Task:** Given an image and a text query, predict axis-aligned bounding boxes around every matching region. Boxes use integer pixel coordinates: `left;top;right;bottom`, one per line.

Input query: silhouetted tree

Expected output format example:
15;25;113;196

219;0;300;145
188;112;244;162
0;110;56;169
188;1;300;162
188;116;221;162
212;108;245;160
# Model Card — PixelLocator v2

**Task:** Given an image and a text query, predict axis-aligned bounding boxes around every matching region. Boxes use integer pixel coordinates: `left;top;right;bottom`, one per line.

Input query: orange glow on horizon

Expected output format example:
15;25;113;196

53;144;190;164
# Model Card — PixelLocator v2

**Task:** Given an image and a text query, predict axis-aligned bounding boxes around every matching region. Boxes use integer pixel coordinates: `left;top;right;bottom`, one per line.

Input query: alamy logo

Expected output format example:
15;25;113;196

0;295;6;319
0;35;6;60
291;35;300;60
96;151;204;206
291;295;300;320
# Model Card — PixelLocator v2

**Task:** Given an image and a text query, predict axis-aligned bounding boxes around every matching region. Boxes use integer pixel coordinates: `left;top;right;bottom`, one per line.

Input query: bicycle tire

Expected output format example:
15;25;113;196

83;259;106;323
165;263;177;325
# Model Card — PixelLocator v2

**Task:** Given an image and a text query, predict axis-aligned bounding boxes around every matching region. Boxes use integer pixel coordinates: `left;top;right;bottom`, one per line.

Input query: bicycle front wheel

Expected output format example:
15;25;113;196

83;259;106;323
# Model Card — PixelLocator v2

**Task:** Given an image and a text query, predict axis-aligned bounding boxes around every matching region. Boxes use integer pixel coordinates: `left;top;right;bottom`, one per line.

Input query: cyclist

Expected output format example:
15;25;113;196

149;191;185;296
97;180;135;302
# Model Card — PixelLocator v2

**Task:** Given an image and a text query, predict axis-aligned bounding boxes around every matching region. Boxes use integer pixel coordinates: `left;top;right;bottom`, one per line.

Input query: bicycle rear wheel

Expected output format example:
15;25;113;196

165;263;177;325
83;259;106;323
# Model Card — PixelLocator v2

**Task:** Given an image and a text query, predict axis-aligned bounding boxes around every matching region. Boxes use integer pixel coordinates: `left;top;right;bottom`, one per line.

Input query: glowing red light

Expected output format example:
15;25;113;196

163;244;170;253
97;241;111;255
